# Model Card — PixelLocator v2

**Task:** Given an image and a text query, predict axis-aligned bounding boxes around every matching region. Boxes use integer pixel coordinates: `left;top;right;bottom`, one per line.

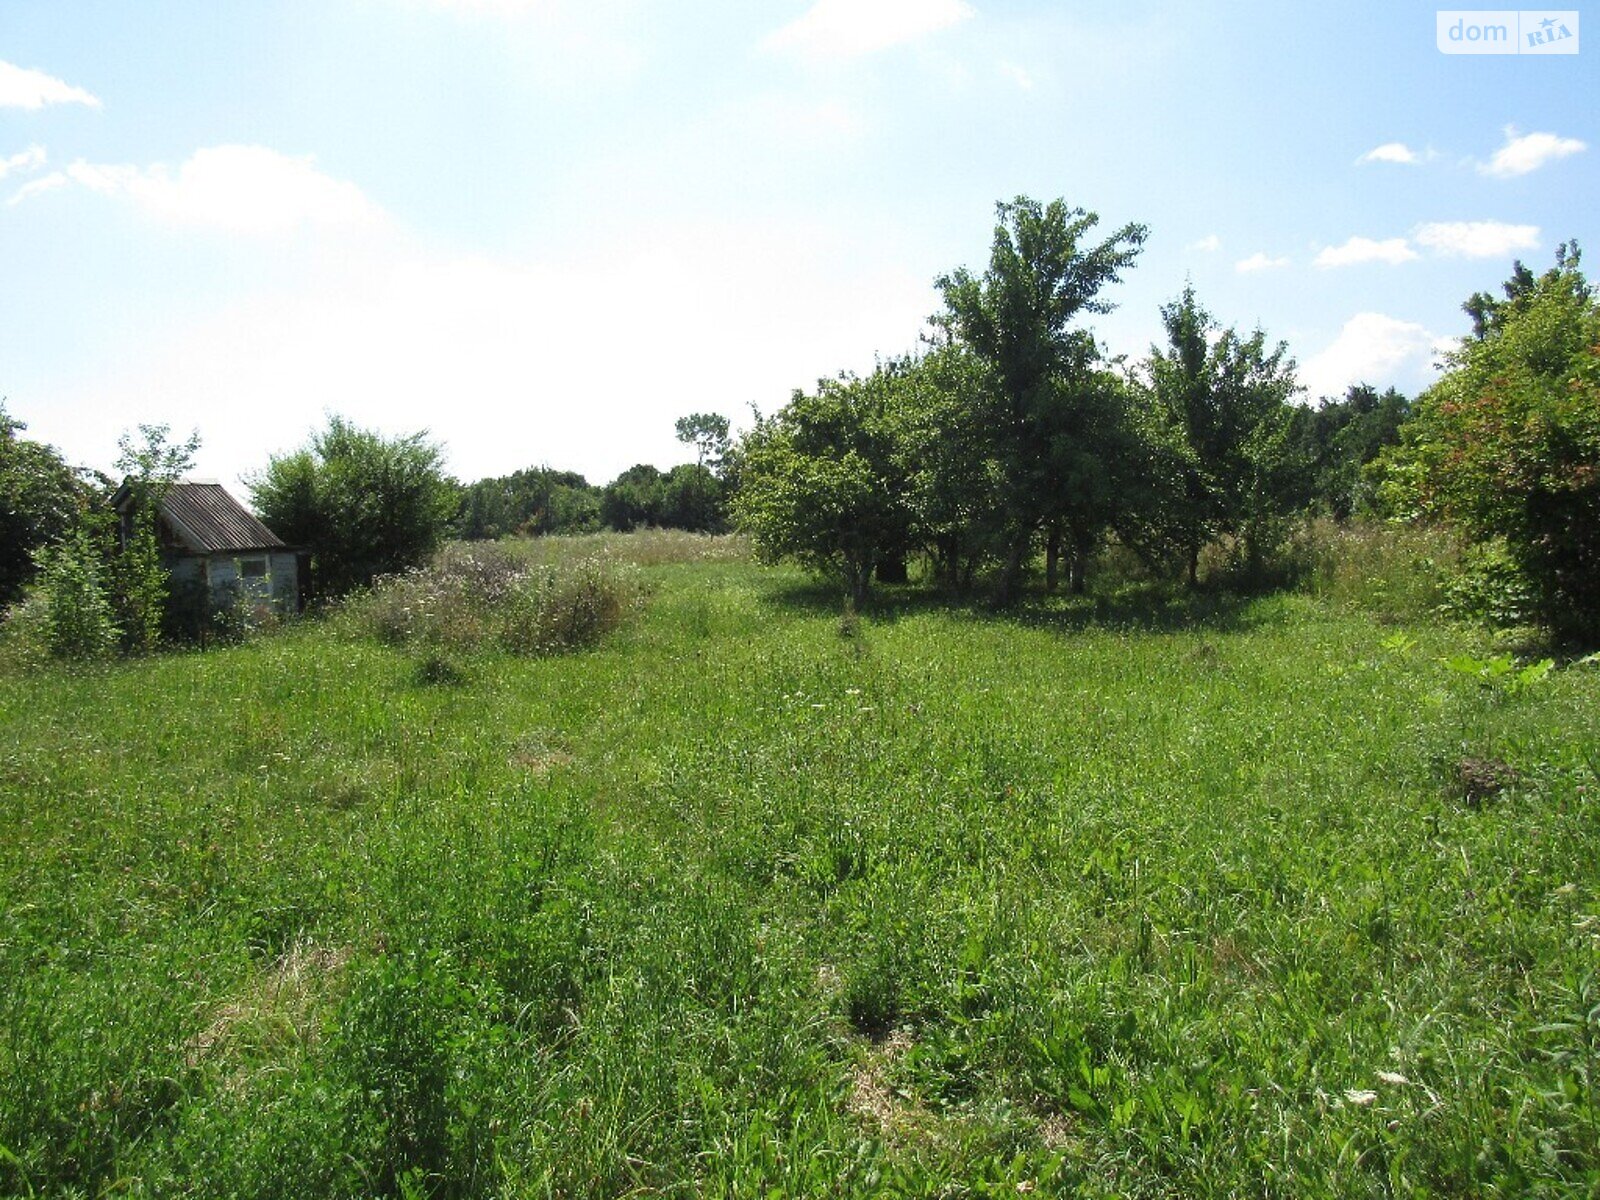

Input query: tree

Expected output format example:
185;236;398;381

109;424;200;651
674;413;731;474
672;412;733;532
935;196;1147;603
1380;244;1600;642
733;366;916;605
601;464;667;531
0;402;81;607
892;344;1003;590
249;416;459;599
1137;286;1302;584
1293;383;1412;519
457;467;600;539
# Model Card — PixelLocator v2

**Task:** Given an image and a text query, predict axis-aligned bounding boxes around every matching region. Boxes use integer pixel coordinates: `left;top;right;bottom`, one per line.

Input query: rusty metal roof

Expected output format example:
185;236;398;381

157;483;287;553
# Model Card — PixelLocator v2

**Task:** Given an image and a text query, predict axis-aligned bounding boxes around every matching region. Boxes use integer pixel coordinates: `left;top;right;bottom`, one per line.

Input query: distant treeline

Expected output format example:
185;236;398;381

454;462;728;540
454;414;734;539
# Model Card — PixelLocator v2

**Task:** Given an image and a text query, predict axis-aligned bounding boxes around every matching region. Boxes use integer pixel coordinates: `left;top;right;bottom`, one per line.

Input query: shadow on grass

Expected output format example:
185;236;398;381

757;574;1278;637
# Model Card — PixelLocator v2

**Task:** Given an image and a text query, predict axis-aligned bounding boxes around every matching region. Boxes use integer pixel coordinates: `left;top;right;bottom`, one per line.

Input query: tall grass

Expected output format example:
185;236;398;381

1;543;1597;1196
1296;517;1462;621
351;542;646;655
483;528;751;568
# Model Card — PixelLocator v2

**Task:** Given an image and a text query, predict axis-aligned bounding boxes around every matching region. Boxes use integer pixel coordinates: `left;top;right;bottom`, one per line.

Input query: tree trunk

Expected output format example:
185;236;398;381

1070;529;1092;595
995;538;1027;607
1045;525;1061;593
848;559;872;608
1187;544;1200;589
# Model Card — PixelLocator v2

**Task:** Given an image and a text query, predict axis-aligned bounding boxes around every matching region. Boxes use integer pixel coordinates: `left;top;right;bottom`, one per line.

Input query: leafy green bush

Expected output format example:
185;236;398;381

1440;537;1539;628
1380;246;1600;642
250;416;460;600
32;530;119;660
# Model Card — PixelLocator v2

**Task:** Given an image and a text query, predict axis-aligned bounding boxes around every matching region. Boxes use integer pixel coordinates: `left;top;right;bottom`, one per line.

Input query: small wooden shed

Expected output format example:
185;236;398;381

110;481;306;616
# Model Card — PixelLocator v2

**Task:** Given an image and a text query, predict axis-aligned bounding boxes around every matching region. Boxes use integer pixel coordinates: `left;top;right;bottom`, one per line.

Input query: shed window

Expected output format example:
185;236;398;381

240;557;268;578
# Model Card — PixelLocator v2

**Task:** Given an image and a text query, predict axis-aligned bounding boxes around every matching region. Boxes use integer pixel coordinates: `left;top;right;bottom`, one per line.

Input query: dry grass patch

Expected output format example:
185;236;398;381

188;942;352;1076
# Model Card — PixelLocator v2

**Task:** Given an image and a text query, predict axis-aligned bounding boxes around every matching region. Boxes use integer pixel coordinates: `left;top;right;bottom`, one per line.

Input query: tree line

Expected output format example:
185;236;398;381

732;197;1417;607
2;195;1594;650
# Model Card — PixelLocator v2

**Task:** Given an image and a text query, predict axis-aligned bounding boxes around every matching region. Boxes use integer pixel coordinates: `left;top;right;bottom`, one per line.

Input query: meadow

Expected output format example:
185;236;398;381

1;531;1597;1198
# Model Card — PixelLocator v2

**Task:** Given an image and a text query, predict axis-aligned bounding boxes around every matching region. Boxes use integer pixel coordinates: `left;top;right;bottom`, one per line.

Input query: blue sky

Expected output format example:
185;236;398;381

1;0;1594;489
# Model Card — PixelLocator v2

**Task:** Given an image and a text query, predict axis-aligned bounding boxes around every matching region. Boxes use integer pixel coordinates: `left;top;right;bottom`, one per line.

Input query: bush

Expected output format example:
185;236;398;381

1440;538;1538;629
1379;246;1600;643
354;543;644;656
32;530;119;660
250;416;460;600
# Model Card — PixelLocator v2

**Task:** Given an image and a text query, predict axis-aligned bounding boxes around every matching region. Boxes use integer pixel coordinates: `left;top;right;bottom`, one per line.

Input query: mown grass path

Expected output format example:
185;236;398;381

2;557;1597;1197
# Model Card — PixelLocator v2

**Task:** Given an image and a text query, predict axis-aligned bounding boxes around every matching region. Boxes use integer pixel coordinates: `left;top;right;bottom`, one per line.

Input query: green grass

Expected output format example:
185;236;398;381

2;540;1598;1197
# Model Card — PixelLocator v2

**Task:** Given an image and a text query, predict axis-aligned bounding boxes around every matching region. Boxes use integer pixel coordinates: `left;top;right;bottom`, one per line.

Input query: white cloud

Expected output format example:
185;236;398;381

34;145;382;234
0;145;46;178
999;61;1034;90
1300;313;1451;400
765;0;976;60
0;61;101;110
1313;236;1418;268
1236;252;1289;273
1414;220;1539;258
1357;142;1419;165
27;221;939;489
8;171;66;206
1187;234;1220;253
1480;127;1586;178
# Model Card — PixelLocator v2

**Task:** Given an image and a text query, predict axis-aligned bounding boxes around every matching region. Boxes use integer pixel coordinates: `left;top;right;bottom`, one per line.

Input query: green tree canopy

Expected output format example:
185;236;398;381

249;416;459;599
733;366;917;605
674;412;732;474
0;402;82;607
1380;244;1600;641
1137;285;1303;584
935;196;1147;602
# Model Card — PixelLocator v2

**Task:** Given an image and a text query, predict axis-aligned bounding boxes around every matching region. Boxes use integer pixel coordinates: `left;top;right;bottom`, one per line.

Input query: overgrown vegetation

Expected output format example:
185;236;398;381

351;541;645;656
1378;242;1600;644
731;199;1596;652
1;538;1597;1197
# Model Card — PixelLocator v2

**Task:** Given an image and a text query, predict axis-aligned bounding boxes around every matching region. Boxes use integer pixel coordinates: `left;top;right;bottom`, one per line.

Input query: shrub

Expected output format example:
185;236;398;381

1379;246;1600;642
354;543;644;656
32;530;118;660
250;416;460;600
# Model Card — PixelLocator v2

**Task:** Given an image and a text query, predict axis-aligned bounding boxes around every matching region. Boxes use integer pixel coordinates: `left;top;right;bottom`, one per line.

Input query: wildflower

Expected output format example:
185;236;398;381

1375;1071;1410;1086
1344;1089;1377;1106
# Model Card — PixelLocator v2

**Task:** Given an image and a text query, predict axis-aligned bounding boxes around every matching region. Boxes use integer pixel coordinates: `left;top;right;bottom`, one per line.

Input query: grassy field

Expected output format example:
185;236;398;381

2;535;1598;1198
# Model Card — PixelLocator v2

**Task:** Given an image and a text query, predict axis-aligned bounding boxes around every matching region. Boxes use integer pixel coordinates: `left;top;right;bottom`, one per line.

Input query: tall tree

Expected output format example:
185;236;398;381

1139;286;1302;584
674;413;732;474
935;196;1147;603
